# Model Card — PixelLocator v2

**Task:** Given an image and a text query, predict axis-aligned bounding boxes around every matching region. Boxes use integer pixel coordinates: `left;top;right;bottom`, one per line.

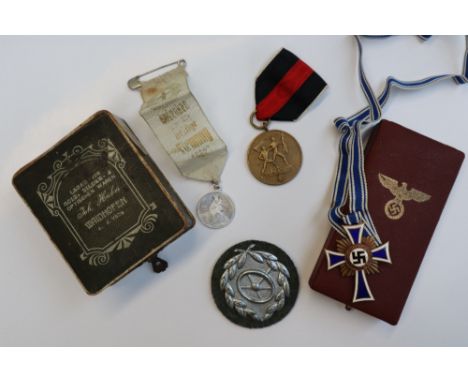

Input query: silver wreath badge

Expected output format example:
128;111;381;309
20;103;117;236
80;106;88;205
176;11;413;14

220;244;291;322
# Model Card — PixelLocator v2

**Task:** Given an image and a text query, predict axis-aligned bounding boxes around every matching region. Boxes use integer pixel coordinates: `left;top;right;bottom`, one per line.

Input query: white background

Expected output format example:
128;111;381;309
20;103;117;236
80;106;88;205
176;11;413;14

1;35;468;346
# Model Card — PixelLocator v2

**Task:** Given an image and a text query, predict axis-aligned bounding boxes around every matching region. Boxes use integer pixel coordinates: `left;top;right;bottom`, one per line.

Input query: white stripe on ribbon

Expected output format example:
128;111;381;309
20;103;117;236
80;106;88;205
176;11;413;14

328;36;468;244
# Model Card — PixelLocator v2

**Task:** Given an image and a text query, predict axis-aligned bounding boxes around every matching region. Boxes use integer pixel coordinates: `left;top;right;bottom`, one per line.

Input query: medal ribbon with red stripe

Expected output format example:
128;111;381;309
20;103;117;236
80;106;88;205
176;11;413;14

254;49;327;122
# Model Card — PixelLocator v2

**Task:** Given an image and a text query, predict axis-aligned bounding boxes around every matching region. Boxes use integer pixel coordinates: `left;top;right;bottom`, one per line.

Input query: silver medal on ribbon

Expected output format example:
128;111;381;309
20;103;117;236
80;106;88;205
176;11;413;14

128;60;234;229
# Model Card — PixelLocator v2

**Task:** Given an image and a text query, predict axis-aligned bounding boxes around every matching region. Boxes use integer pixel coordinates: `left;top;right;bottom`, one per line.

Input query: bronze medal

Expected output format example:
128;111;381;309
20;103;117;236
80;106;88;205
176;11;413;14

248;48;326;185
247;129;302;185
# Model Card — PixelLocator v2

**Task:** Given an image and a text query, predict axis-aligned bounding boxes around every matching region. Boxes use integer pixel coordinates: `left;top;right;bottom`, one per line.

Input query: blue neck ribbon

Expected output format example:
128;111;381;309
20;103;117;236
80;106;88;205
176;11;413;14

328;36;468;244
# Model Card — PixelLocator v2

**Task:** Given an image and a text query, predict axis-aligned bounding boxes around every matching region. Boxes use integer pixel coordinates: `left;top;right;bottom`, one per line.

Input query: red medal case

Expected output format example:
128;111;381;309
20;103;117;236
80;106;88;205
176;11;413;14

309;120;464;325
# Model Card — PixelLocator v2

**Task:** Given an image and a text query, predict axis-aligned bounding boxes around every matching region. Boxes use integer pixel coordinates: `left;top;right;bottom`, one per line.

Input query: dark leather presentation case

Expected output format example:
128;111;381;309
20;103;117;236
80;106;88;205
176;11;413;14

13;111;195;294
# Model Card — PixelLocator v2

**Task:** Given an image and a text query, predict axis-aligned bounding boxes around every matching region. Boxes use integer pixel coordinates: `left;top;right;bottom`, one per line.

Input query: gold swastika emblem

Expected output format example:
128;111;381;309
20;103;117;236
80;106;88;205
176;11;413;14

379;173;431;220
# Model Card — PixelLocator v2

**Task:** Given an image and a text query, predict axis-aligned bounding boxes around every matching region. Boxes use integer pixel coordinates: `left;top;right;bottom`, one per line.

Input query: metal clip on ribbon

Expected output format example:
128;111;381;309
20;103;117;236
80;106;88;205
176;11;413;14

129;60;235;229
128;60;228;184
128;60;186;90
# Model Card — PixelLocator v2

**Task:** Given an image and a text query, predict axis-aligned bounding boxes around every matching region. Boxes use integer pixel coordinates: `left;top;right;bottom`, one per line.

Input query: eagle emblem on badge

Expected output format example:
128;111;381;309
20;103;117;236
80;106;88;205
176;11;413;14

378;173;431;220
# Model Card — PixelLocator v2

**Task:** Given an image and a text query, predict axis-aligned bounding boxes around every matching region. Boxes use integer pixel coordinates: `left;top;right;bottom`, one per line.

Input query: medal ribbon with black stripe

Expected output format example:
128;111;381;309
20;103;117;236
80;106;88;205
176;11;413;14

247;49;327;185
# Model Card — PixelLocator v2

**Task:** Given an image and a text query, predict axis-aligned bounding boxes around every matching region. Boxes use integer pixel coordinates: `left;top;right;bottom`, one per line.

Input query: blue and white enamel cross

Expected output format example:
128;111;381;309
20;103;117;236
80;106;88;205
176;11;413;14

325;223;391;303
325;36;467;304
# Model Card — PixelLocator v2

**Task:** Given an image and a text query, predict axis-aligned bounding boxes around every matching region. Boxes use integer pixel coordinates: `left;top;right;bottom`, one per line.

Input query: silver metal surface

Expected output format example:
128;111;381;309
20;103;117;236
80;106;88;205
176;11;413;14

130;63;228;184
127;60;186;90
219;244;291;322
237;270;275;303
196;191;235;229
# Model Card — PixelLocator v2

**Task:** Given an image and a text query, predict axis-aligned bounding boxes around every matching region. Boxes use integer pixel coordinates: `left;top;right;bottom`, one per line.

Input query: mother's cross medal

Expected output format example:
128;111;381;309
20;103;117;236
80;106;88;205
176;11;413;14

129;60;235;229
248;49;327;185
309;36;468;324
